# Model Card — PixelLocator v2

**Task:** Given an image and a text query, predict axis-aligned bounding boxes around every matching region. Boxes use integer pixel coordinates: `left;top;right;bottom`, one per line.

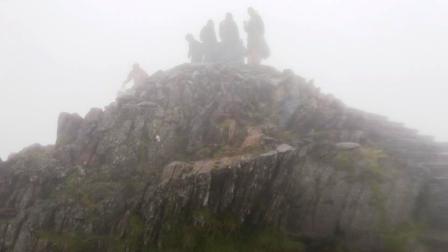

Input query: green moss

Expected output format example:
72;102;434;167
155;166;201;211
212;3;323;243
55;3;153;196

36;213;148;252
332;147;390;184
360;148;388;181
154;209;305;252
382;222;425;252
347;148;423;252
195;146;214;159
330;146;422;251
51;164;146;205
246;228;306;252
270;129;297;143
333;152;356;172
37;231;115;252
305;237;350;252
122;213;145;251
156;225;305;252
60;176;120;209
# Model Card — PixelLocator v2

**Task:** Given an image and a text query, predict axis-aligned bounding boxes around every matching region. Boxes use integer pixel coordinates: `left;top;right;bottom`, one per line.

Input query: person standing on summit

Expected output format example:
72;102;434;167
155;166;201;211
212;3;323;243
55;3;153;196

220;13;240;44
200;20;219;63
219;13;245;64
122;63;149;88
244;7;270;65
185;34;203;63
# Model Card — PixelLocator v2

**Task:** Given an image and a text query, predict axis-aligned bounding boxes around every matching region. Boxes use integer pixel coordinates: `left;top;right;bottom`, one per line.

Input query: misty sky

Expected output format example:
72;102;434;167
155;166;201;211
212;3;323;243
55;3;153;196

0;0;447;159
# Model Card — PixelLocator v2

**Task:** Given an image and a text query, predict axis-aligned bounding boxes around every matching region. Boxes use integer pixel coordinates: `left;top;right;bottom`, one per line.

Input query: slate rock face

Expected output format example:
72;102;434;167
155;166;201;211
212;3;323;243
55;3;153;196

0;64;447;252
56;113;84;147
425;178;448;228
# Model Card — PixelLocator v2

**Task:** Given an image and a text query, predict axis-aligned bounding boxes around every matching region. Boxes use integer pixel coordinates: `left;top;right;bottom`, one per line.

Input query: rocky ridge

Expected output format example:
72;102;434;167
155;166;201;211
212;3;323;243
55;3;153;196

0;64;447;252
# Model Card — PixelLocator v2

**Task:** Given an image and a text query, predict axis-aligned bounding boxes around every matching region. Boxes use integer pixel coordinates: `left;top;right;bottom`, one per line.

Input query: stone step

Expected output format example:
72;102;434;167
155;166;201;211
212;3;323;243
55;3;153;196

381;142;438;152
428;164;448;177
385;131;432;140
388;150;437;161
383;134;437;145
431;177;448;181
367;130;420;144
368;124;419;136
414;160;448;176
425;162;448;168
421;135;436;141
436;143;448;152
434;153;448;163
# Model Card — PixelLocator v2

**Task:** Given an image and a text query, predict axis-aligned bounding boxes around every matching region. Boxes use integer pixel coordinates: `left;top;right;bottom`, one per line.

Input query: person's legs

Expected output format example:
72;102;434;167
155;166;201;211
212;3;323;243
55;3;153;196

247;49;261;65
247;49;255;64
253;54;262;65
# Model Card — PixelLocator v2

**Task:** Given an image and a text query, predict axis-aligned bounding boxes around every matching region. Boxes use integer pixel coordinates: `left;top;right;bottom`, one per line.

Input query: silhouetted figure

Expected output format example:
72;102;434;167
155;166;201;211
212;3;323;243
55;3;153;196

220;13;240;44
219;13;245;64
200;20;219;63
122;63;149;88
244;7;270;65
185;34;203;63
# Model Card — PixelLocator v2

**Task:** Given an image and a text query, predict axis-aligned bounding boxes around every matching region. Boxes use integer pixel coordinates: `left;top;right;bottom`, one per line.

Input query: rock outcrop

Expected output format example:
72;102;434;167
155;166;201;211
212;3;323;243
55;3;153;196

0;64;447;252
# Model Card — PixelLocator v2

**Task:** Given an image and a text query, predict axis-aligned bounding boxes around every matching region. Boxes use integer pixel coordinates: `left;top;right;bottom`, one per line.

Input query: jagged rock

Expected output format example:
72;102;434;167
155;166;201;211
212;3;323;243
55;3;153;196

56;113;83;146
161;161;193;183
425;178;448;229
276;143;295;153
0;64;445;252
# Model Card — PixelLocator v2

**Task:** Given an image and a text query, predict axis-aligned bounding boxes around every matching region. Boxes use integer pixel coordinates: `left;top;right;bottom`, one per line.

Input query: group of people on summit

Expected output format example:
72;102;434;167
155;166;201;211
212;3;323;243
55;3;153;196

186;7;270;65
123;8;269;88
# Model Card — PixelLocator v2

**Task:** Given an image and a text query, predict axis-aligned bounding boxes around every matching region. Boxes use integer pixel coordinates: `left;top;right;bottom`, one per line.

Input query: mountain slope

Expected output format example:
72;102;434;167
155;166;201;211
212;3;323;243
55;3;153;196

0;64;447;252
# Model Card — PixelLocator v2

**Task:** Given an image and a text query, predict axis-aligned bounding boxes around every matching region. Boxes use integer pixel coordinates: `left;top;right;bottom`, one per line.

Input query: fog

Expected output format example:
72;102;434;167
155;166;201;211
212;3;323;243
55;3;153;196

0;0;447;159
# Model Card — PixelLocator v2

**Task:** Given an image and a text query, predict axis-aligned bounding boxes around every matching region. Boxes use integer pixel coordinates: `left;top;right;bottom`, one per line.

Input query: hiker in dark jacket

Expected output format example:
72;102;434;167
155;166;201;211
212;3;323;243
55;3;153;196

220;13;240;44
219;13;245;64
244;7;270;65
185;34;203;63
200;20;219;63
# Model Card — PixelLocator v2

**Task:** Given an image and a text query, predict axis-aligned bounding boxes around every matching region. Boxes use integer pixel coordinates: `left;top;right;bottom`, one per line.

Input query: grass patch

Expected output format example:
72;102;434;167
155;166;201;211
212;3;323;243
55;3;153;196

154;209;305;252
382;222;425;252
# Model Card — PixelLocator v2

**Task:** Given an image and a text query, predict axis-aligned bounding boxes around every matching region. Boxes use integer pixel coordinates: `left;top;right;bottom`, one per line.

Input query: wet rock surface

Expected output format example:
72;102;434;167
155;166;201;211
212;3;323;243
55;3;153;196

0;64;447;251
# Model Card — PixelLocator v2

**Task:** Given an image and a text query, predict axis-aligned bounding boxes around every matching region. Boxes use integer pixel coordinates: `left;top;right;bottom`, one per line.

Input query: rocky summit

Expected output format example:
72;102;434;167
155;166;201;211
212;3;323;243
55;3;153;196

1;64;448;252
